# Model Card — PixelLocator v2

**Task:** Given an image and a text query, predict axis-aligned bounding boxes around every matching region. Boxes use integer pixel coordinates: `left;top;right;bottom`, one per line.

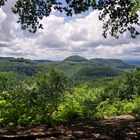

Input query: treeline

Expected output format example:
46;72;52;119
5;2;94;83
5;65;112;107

0;68;139;127
0;57;133;79
0;57;43;76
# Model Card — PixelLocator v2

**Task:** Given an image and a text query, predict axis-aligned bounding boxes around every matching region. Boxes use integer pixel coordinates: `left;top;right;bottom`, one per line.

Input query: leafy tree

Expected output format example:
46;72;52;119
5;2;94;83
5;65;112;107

0;72;19;93
123;68;140;97
0;69;69;126
0;0;139;38
130;0;140;14
98;0;140;38
104;68;140;100
34;69;69;123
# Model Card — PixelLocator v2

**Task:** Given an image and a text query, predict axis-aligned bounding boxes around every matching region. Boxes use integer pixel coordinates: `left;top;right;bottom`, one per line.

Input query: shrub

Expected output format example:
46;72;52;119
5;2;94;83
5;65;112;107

53;87;104;121
0;69;68;126
133;96;140;118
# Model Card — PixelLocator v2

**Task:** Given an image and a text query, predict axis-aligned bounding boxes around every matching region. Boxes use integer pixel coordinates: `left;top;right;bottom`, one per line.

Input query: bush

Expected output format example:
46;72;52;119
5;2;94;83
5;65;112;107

133;96;140;118
104;68;140;100
0;69;68;126
53;87;104;121
0;68;140;127
96;99;135;118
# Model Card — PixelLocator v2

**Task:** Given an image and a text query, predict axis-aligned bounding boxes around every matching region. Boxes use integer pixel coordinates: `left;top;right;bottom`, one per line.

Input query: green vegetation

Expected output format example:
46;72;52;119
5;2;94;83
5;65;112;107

0;57;43;76
0;61;139;128
130;0;140;14
63;55;87;62
0;56;133;83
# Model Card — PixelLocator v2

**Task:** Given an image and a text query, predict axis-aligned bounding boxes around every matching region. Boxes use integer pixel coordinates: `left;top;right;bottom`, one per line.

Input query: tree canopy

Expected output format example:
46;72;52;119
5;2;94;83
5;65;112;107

131;0;140;13
0;0;140;38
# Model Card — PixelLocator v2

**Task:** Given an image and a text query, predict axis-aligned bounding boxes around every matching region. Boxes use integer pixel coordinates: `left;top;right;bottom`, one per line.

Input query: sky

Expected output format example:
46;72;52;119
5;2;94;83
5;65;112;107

0;0;140;60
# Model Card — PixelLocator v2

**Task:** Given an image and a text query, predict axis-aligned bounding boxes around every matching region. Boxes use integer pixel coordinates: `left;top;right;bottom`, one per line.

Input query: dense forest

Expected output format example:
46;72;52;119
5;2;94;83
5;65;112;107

0;56;139;129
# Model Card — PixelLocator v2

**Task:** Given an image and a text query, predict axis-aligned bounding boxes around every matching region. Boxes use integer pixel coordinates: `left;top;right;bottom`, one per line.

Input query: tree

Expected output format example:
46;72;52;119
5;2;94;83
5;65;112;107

0;0;140;38
131;0;140;14
104;68;140;100
0;72;18;93
98;0;140;38
35;69;69;123
0;69;69;126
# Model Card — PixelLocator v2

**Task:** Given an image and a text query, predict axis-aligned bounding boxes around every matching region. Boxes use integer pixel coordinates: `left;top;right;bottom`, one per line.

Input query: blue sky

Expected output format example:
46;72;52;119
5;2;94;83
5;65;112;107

0;0;140;60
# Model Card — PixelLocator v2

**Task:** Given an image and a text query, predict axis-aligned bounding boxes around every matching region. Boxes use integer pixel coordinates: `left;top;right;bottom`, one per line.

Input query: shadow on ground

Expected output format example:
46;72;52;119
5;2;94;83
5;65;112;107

0;115;139;140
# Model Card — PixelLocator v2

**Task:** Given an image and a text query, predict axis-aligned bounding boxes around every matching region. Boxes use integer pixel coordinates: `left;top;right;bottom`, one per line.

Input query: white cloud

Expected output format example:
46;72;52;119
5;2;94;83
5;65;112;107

0;1;140;60
0;8;7;28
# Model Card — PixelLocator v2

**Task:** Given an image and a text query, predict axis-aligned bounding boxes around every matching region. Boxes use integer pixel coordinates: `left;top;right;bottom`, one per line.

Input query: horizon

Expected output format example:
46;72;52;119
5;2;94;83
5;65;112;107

0;55;140;62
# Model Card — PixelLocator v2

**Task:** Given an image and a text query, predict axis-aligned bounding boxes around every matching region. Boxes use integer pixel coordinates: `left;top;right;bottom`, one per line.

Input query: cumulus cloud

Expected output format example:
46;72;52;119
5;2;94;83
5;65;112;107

0;9;7;28
0;1;140;60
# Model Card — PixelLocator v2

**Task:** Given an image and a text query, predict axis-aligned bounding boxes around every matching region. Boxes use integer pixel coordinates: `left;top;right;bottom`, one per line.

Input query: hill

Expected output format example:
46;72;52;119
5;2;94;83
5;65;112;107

63;55;87;62
89;58;131;69
0;57;42;76
34;56;133;83
0;56;134;83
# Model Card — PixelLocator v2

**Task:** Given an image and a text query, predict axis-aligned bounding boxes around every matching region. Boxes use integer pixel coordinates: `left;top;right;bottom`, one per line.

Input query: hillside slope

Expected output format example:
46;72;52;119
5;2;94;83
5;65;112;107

63;55;87;62
0;56;133;81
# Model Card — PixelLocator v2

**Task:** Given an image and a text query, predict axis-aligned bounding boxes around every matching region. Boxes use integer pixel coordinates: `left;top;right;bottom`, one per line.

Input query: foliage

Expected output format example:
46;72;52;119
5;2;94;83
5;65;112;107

0;0;140;38
53;86;139;121
52;87;102;121
130;0;140;14
0;72;21;92
0;69;68;126
96;99;135;118
35;69;69;123
133;96;140;118
72;66;120;81
63;55;87;62
0;57;43;76
98;0;140;38
0;68;140;127
0;57;131;82
104;68;140;100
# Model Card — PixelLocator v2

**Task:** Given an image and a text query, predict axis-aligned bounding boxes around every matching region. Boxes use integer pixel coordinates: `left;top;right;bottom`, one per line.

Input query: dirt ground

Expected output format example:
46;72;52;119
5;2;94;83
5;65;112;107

0;115;139;140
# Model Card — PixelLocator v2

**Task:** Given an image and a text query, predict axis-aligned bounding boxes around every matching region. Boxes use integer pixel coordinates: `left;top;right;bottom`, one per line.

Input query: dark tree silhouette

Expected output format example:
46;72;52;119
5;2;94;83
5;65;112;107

0;0;7;6
0;0;140;38
98;0;140;38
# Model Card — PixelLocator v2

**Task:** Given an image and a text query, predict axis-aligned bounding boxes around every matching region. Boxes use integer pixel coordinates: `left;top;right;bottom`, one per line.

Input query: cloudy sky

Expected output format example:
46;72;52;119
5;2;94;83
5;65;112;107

0;0;140;60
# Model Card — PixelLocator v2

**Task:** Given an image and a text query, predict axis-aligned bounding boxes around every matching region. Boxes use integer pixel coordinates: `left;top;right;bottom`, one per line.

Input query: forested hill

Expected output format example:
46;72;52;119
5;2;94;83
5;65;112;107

63;55;87;62
0;57;42;76
0;56;134;79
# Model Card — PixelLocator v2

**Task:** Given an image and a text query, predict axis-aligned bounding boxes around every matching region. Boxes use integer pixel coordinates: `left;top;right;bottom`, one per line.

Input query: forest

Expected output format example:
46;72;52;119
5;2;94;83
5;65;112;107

0;56;139;139
0;56;139;127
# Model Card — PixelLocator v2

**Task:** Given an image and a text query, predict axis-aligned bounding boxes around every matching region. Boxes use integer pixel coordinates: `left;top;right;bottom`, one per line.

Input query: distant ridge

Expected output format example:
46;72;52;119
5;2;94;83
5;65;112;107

0;56;135;79
63;55;87;62
89;58;130;69
34;60;51;63
124;60;140;66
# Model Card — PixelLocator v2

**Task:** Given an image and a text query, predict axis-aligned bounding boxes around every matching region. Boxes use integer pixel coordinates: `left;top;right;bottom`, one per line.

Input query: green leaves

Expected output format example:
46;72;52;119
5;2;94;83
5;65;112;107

0;69;69;126
103;68;140;100
130;0;140;14
0;68;140;127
